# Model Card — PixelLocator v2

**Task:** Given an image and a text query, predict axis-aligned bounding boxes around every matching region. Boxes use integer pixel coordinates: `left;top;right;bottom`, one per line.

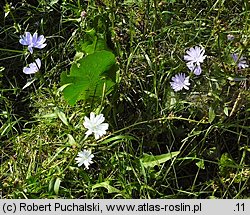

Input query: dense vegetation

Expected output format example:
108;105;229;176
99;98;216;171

0;0;249;199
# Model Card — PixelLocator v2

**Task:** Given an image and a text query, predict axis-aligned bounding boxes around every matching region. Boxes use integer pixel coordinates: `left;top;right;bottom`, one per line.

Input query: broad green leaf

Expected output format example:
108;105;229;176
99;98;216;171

78;29;108;55
170;91;176;106
81;37;107;55
140;151;180;168
123;0;157;5
60;50;116;105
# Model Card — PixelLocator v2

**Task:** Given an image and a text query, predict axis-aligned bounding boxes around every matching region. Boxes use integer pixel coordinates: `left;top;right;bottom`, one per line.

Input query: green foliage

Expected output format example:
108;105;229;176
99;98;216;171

1;0;250;199
53;178;61;195
92;181;124;195
219;153;239;177
78;29;108;55
61;50;116;105
140;151;180;168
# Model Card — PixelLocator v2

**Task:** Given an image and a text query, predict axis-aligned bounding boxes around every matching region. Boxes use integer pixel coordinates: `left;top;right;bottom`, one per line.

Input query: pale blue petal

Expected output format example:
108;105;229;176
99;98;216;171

32;32;38;44
28;46;33;54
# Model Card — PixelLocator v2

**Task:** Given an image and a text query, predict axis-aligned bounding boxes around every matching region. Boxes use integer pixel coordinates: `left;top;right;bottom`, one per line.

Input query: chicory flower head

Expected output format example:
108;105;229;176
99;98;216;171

170;73;190;92
23;58;41;74
83;112;109;140
184;46;206;75
19;32;47;54
75;149;94;169
231;53;249;69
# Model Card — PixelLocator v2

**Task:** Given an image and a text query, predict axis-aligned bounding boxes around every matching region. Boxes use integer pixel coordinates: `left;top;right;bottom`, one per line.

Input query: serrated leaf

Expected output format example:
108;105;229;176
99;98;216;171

140;151;180;168
60;50;116;105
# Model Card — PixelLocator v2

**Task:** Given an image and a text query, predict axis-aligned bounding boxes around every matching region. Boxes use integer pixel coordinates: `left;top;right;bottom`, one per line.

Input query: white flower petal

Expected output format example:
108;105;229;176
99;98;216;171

35;58;41;68
95;114;105;124
98;123;109;131
90;112;95;121
94;132;100;140
85;130;92;136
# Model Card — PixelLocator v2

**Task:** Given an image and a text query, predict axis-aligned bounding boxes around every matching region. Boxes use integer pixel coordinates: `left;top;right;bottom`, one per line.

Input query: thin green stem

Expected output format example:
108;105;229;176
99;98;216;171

0;48;23;53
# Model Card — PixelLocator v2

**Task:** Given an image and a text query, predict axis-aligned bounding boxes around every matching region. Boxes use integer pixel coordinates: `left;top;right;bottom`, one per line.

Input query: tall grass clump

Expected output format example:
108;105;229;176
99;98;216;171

0;0;249;199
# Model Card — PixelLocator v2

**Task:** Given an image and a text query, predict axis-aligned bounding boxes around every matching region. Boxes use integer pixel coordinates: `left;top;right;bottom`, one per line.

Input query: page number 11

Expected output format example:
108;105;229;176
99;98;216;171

235;203;245;212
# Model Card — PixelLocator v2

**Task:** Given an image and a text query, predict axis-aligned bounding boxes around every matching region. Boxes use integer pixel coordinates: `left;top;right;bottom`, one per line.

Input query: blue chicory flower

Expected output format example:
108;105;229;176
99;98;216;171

231;53;249;69
23;58;41;74
184;46;206;75
19;32;47;54
170;73;190;92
